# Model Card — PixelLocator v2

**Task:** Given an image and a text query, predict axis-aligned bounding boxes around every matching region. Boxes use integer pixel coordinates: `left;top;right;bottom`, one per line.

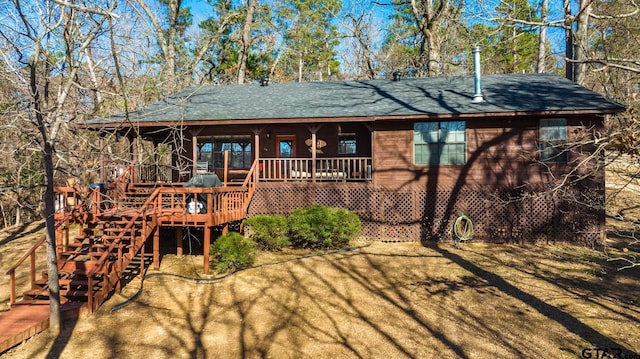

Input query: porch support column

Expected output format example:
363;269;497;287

364;122;374;184
192;133;198;175
99;137;105;183
251;127;264;172
153;139;160;182
203;225;211;274
190;127;203;175
223;150;229;186
176;227;183;257
307;125;322;183
131;136;139;182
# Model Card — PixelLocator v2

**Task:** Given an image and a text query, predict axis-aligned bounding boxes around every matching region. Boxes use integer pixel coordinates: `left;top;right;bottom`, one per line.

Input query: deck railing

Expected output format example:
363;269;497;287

5;211;74;306
152;186;249;225
136;164;173;183
258;157;372;182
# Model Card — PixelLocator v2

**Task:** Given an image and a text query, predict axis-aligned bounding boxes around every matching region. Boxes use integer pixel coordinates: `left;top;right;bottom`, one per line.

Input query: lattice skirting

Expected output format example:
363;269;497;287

247;182;604;244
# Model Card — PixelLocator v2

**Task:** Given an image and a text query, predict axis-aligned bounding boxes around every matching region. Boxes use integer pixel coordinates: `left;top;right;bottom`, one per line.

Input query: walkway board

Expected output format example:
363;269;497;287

0;302;84;353
0;303;49;353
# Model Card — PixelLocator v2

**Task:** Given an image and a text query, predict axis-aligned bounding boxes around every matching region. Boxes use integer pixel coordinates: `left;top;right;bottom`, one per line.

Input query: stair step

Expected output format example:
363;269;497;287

58;260;99;275
13;298;51;306
60;250;105;258
66;242;107;249
24;288;93;299
101;226;137;232
34;278;96;287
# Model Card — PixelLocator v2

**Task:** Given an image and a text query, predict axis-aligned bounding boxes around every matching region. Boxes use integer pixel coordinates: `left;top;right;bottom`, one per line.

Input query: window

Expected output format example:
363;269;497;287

539;118;567;163
198;137;252;169
338;133;357;155
414;121;466;165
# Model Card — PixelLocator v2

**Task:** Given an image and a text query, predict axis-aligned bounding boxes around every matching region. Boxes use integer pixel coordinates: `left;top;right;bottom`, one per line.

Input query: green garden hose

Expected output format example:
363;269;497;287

453;212;474;244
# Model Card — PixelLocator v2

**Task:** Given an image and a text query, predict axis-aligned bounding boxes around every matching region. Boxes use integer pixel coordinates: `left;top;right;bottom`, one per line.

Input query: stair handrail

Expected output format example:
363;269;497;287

85;186;161;311
241;159;259;212
5;211;73;306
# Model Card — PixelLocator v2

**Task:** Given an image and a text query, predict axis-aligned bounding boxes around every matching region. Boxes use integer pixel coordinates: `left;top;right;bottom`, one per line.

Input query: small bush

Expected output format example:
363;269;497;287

210;232;255;273
243;215;290;250
288;205;361;249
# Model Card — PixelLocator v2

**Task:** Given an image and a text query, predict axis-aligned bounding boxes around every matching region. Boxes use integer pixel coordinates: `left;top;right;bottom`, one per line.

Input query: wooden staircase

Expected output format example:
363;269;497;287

21;217;152;312
1;161;259;353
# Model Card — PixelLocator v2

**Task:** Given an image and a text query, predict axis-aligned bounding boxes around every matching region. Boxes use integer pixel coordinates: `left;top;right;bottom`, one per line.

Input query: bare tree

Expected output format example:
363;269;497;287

340;6;382;80
237;0;258;84
0;0;117;332
573;0;592;85
408;0;464;77
537;0;548;73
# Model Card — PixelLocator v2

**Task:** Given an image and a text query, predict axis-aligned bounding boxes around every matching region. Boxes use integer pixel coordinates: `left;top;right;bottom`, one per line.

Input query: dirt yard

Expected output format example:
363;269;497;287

0;236;638;358
1;161;640;358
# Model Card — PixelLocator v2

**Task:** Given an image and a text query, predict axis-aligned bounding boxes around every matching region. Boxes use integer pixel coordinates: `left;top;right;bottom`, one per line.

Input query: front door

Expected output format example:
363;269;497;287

276;135;296;178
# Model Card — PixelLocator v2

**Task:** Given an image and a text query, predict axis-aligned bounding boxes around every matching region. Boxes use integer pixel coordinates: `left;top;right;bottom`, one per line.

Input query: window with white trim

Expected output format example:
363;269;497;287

539;118;568;163
414;121;466;165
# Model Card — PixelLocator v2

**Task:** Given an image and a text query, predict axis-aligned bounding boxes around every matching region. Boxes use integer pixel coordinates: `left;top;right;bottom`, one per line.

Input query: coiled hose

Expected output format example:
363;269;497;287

453;212;474;244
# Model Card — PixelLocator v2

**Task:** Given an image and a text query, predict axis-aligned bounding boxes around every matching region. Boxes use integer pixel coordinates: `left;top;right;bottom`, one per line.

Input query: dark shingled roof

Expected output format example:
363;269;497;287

87;73;625;126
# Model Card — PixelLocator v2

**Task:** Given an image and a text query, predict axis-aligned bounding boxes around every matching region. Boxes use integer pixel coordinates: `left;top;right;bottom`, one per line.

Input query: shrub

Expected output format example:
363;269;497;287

288;205;361;249
210;232;255;273
243;215;290;250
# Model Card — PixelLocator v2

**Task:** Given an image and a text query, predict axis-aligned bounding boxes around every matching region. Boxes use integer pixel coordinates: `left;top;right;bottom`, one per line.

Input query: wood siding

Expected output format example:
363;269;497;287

372;115;603;191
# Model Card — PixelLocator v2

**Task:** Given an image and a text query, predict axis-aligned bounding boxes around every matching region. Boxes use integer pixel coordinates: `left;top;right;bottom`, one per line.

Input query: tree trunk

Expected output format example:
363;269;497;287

43;141;62;333
537;0;548;73
574;0;591;85
512;26;518;72
564;0;574;81
29;43;62;332
165;0;180;91
298;52;303;83
237;0;257;84
1;202;7;229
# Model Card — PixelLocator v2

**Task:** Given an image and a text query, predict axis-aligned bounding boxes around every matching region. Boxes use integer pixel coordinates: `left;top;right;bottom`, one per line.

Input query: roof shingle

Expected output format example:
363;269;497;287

87;73;625;126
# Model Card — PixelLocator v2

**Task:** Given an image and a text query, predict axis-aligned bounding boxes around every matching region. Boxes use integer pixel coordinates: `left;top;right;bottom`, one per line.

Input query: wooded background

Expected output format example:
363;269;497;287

0;0;638;227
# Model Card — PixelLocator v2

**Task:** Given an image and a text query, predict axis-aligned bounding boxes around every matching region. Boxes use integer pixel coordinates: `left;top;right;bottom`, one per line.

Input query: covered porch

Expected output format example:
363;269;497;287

120;121;374;185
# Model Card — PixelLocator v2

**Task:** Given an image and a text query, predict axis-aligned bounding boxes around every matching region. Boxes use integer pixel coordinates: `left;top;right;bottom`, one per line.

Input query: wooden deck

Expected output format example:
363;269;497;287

0;301;84;353
2;165;259;354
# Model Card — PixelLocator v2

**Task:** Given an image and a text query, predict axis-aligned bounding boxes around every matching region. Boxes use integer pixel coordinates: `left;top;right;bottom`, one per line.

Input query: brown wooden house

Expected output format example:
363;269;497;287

84;73;624;243
1;73;626;340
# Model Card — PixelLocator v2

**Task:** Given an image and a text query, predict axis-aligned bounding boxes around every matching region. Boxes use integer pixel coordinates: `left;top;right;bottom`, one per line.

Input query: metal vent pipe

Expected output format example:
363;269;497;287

472;46;484;103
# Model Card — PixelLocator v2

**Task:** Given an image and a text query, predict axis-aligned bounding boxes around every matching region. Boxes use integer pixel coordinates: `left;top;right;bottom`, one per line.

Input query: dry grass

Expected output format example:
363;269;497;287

1;239;638;359
1;163;640;358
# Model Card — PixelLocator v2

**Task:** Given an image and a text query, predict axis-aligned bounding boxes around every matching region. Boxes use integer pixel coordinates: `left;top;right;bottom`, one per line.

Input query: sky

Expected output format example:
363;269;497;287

181;0;570;72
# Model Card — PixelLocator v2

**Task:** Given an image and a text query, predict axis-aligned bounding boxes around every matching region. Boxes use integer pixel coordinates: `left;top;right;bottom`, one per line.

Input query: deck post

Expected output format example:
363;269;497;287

223;150;229;186
153;226;160;270
176;227;183;257
203;226;211;274
140;240;145;279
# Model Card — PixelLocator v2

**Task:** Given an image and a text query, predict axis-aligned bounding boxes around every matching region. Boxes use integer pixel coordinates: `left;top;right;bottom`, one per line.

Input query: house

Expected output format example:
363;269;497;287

2;72;626;336
83;73;625;244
